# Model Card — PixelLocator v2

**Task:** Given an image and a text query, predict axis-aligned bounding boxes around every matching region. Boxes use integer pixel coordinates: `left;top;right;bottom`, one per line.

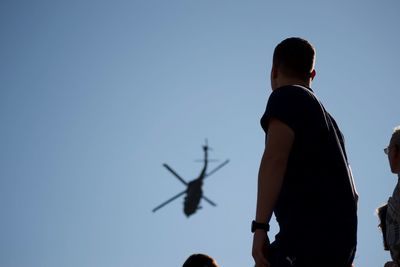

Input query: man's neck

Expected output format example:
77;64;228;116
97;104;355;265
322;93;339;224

278;79;311;88
273;76;312;90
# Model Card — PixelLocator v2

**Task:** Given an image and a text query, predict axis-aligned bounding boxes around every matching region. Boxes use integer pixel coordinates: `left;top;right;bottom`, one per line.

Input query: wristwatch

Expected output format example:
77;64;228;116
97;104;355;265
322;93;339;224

251;220;270;233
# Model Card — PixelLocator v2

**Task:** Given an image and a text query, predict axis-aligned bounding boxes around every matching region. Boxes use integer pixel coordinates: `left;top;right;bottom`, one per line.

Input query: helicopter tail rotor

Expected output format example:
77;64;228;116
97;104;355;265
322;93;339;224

203;138;213;151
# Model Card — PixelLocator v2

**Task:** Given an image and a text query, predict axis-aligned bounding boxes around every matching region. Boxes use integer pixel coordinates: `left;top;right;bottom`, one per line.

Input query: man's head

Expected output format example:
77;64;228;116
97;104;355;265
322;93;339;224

386;126;400;174
271;37;316;90
182;254;219;267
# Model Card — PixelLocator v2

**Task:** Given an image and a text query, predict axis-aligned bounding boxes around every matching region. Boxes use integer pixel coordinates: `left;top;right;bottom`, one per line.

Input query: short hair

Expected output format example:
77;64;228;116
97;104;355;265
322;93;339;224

391;125;400;145
182;254;219;267
273;37;315;80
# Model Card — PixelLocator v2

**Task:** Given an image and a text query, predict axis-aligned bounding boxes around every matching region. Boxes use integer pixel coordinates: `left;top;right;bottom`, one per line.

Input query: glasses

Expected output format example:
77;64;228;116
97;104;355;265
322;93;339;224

384;144;398;155
384;147;390;155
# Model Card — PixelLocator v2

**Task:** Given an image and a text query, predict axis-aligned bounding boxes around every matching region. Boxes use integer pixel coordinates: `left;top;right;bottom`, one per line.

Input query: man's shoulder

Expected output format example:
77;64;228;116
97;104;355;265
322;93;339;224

268;85;319;110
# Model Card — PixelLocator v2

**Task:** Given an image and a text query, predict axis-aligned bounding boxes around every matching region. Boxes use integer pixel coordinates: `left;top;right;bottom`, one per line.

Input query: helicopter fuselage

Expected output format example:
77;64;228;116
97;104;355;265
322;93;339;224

183;146;207;216
184;179;203;216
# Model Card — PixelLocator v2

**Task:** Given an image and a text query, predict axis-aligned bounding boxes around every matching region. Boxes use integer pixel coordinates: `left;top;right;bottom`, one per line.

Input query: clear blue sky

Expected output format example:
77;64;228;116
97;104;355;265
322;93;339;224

1;1;399;266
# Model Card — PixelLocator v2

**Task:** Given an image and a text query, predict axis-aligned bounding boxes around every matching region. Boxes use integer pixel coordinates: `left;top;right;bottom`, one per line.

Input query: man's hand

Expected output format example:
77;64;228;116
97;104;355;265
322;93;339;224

252;230;270;267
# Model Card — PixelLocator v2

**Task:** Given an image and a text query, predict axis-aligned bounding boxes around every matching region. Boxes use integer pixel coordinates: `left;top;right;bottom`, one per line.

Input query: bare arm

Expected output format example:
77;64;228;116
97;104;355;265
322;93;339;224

252;118;294;267
255;118;294;222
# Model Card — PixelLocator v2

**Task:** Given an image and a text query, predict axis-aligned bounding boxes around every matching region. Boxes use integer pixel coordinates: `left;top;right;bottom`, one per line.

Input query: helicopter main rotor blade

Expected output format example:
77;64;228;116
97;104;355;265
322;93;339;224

163;164;188;185
152;190;186;213
202;195;217;206
205;159;230;178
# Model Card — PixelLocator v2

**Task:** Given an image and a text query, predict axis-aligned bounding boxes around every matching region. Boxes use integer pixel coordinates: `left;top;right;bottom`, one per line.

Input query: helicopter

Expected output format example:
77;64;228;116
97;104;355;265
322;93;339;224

152;140;229;217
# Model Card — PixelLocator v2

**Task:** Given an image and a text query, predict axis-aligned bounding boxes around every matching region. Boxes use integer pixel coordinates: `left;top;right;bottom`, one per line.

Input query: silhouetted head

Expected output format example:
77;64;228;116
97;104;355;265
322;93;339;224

376;204;389;250
271;37;316;90
386;125;400;174
182;254;219;267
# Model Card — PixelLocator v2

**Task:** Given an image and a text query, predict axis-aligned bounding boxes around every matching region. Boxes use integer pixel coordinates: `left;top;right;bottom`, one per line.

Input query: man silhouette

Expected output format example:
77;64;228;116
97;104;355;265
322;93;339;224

382;126;400;267
251;37;358;267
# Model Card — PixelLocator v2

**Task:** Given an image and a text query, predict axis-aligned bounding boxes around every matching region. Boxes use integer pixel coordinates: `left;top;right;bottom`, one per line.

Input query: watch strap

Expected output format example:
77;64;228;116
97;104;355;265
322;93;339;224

251;220;270;233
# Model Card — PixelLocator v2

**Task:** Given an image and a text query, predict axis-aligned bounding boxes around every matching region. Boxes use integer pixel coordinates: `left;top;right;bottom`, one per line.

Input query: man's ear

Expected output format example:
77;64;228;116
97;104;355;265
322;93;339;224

310;69;316;80
394;145;400;172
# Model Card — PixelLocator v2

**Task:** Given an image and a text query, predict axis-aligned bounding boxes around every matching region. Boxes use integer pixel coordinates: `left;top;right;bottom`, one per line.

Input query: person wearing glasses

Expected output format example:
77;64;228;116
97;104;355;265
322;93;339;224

252;37;358;267
380;126;400;267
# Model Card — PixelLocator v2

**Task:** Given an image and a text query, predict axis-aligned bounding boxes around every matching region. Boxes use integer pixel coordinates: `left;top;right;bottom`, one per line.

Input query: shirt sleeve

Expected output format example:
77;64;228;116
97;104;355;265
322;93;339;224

260;86;305;134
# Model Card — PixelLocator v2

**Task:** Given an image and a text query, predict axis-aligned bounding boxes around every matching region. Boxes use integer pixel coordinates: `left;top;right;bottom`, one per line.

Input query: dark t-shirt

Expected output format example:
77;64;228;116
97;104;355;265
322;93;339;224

261;85;357;260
